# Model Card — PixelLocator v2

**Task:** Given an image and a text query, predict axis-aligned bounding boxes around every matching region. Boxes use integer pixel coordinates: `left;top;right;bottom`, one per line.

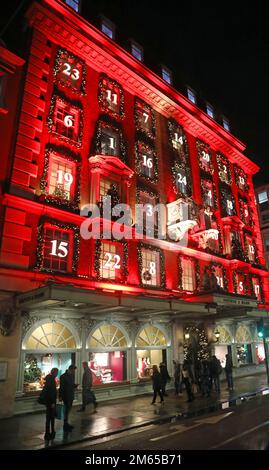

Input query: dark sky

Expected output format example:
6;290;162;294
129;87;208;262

1;1;269;185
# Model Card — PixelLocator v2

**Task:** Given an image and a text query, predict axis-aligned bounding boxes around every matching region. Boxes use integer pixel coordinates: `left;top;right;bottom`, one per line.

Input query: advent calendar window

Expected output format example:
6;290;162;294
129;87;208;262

214;266;224;289
136;142;157;181
175;166;188;195
239;198;251;226
141;248;160;287
43;226;72;272
100;242;122;280
180;258;196;292
221;188;236;216
201;179;214;208
245;235;256;262
55;49;85;93
196;140;213;174
48;155;75;201
100;126;119;156
235;272;247;295
234;165;248;192
252;277;261;301
217;153;231;185
51;97;81;144
135;98;155;138
99;74;123;118
168;121;189;163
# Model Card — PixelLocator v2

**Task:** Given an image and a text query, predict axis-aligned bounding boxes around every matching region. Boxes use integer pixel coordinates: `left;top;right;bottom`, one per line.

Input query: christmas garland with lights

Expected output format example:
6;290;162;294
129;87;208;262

249;274;264;303
137;242;166;289
54;48;86;95
177;255;200;294
98;73;125;120
135;141;158;183
39;146;81;212
168;119;189;164
134;97;156;140
183;325;210;361
35;219;80;273
216;152;232;185
92;116;127;164
196;139;214;175
94;239;128;283
47;91;84;148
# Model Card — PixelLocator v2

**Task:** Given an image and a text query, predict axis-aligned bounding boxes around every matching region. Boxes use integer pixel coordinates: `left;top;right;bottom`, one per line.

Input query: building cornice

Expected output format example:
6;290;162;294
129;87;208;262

26;0;259;175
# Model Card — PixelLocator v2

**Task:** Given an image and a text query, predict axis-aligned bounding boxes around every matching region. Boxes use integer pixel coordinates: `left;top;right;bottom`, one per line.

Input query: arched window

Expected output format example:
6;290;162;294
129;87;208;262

217;326;232;344
136;325;167;348
25;322;76;349
235;325;252;344
87;323;128;349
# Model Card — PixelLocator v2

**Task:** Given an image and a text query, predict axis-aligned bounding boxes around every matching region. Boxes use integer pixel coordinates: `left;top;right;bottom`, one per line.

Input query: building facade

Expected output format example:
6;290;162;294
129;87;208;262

0;0;269;417
255;183;269;270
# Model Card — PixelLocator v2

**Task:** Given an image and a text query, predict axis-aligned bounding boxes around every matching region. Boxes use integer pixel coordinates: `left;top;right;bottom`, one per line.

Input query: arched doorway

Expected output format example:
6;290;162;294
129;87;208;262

135;324;169;379
235;324;253;365
86;322;130;385
214;325;232;367
21;320;78;394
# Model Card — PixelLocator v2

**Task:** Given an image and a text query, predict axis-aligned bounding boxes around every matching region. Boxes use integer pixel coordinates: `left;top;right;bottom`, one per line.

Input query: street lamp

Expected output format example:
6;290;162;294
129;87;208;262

214;329;220;341
184;332;190;340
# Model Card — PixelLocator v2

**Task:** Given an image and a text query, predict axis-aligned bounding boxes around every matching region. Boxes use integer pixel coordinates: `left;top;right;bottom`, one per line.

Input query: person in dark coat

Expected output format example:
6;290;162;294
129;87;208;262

200;360;211;397
43;367;58;441
225;353;234;390
159;362;171;396
182;360;195;402
77;361;97;412
209;355;222;393
173;360;182;395
151;364;164;404
59;364;77;432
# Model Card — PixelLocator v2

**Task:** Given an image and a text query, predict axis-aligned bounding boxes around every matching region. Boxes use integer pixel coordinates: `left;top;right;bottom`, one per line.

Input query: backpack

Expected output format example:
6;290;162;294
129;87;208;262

37;387;47;405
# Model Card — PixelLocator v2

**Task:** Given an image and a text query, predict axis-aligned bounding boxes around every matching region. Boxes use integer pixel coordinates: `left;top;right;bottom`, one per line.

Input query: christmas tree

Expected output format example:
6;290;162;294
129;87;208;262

24;355;42;383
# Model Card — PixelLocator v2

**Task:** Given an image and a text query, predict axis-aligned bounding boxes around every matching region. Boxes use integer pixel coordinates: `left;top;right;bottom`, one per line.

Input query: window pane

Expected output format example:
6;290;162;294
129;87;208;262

43;227;70;272
258;191;268;204
141;249;160;286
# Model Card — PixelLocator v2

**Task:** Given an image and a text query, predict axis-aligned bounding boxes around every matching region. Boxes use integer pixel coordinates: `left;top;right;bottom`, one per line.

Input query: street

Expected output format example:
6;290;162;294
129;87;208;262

63;394;269;450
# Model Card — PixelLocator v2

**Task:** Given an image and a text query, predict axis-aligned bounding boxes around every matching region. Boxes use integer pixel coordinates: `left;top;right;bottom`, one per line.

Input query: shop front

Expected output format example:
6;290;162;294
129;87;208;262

235;324;254;366
214;325;232;367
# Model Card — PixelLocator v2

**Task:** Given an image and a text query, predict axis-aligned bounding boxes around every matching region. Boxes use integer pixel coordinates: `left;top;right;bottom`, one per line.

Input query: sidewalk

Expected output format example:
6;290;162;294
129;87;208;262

0;373;268;450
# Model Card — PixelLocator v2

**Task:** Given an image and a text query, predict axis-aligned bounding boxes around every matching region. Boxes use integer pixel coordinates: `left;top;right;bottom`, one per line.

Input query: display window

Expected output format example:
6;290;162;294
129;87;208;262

201;179;214;208
214;266;224;289
256;343;265;364
137;190;159;235
88;351;127;385
221;189;236;217
245;235;256;262
216;153;231;185
236;344;253;365
98;74;123;117
42;225;72;273
180;257;196;292
234;165;248;192
100;125;119;156
252;277;262;301
196;140;213;174
48;155;76;201
239;199;251;226
23;322;77;394
51;97;81;144
136;350;164;378
136;142;157;181
214;345;229;368
235;272;247;295
135;324;168;379
175;166;188;195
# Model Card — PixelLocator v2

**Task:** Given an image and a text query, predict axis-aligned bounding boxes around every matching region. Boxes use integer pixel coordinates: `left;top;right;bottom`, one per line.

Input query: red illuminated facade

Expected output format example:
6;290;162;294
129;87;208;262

0;0;268;417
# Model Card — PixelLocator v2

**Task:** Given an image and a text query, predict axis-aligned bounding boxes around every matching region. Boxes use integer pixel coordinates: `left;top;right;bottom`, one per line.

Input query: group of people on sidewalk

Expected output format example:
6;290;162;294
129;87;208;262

40;361;97;441
151;353;234;405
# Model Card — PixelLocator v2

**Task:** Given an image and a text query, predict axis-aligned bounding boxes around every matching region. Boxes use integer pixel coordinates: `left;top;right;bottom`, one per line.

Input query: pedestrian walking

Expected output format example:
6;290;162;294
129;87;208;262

77;361;97;412
151;364;164;404
159;362;171;396
59;364;77;432
182;360;195;402
172;360;182;395
41;367;58;441
209;355;222;393
225;353;234;390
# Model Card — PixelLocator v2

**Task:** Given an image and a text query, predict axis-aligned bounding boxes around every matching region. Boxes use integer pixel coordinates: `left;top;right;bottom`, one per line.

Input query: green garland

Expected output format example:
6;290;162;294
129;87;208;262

53;47;86;95
35;219;80;273
39;146;81;211
135;140;158;183
94;239;128;283
137;242;166;289
47;92;83;148
98;73;125;120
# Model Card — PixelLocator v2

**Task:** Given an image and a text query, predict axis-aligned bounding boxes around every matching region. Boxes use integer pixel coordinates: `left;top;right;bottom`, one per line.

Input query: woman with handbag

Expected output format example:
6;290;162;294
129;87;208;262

42;367;59;441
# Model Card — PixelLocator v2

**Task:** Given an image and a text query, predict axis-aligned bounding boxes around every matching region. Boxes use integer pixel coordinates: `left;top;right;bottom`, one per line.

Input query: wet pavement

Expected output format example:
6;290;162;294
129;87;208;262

0;373;268;450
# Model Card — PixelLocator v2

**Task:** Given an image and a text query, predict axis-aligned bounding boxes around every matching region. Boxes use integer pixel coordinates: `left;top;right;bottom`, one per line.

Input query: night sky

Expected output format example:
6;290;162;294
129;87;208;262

1;1;269;185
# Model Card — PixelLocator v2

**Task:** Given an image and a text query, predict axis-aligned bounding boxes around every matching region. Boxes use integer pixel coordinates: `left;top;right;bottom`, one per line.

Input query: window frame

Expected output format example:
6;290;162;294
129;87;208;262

42;223;73;274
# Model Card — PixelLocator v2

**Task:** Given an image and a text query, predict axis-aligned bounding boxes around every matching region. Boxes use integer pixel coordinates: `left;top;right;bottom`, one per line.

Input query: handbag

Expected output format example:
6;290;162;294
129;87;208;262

55;403;65;420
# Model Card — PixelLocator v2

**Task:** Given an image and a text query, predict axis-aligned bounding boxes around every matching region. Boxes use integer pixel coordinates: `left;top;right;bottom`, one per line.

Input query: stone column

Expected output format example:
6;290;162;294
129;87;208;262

0;313;22;418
